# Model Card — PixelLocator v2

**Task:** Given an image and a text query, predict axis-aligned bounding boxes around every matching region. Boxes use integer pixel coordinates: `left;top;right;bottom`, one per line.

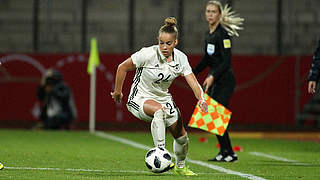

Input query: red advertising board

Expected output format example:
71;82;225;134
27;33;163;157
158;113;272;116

0;53;313;128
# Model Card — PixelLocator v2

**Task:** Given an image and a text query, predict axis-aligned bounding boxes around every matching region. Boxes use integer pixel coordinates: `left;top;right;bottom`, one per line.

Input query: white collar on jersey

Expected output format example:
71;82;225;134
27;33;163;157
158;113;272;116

156;46;175;63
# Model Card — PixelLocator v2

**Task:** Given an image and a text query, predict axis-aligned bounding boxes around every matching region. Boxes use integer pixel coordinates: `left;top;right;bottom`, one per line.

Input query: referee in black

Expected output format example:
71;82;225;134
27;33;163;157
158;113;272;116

192;1;243;162
308;35;320;94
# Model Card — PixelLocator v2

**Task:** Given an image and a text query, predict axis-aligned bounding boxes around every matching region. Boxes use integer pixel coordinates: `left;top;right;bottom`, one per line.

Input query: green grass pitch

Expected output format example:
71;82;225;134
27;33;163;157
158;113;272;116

0;129;319;179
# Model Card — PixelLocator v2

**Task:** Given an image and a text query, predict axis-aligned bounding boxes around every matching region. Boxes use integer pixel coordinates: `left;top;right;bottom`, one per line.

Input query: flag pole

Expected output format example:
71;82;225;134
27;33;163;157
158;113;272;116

89;64;96;133
87;37;100;133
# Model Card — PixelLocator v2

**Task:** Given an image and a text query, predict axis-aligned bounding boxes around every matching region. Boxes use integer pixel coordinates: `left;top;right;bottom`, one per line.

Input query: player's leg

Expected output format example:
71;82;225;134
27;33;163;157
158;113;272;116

168;108;196;176
208;81;237;162
143;99;166;148
168;108;187;168
210;131;238;162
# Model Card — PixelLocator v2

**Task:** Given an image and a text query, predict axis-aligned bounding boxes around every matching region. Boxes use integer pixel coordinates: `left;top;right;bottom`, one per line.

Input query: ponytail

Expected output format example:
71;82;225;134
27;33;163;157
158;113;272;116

207;1;244;37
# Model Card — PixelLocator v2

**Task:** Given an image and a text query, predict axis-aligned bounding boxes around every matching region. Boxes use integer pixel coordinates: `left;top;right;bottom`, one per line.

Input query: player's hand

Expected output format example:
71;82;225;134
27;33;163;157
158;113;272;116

308;81;316;94
203;75;214;92
110;91;123;103
197;99;208;113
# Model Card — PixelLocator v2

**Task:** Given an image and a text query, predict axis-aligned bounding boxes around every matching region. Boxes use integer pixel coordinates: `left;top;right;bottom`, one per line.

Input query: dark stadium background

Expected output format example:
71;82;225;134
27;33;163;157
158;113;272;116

1;0;319;131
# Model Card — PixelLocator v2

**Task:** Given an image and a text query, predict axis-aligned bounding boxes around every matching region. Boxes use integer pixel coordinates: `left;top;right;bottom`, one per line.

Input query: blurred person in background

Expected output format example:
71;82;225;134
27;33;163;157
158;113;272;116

36;68;77;130
192;0;244;162
111;17;207;176
308;35;320;94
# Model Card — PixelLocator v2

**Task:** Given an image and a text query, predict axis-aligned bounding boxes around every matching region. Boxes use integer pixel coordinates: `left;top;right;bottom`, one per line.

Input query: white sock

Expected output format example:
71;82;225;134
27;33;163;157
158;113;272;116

151;109;166;148
173;133;189;168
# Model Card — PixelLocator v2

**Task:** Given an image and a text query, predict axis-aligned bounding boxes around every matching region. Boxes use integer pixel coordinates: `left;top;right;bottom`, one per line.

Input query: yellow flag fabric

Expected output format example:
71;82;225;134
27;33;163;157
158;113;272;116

188;93;231;136
87;38;100;74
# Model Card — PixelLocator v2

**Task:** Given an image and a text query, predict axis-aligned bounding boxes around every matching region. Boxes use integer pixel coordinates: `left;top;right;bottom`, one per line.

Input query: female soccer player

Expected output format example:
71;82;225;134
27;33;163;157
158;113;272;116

111;17;207;176
192;0;244;162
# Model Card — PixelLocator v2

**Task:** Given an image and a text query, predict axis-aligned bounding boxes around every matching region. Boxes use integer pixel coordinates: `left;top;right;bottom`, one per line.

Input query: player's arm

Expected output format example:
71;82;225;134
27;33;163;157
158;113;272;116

205;35;232;92
208;35;232;79
111;57;136;103
185;73;208;113
192;54;209;75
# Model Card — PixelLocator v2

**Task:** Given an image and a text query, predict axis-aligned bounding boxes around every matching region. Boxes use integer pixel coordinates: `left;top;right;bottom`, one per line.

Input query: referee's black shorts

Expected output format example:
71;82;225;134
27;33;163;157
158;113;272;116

208;71;236;107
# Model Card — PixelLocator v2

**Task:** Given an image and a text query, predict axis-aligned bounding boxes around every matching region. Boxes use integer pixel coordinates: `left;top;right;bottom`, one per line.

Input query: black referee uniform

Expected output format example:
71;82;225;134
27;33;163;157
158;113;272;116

193;24;237;162
308;35;320;82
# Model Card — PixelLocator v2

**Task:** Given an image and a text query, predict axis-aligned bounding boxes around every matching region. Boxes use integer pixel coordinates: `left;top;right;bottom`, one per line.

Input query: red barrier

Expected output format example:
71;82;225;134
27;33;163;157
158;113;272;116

0;53;313;128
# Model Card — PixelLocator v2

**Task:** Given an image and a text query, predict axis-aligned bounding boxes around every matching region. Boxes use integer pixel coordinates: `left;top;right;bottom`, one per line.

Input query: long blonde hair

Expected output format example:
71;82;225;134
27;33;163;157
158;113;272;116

207;0;244;37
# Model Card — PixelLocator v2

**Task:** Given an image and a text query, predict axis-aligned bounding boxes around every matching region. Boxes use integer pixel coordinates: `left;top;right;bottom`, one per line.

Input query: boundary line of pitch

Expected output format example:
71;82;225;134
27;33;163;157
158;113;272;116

3;167;223;175
249;152;310;166
94;131;266;180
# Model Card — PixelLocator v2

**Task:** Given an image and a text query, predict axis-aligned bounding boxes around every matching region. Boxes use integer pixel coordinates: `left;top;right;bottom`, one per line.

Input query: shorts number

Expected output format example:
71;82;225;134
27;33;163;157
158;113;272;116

166;103;175;114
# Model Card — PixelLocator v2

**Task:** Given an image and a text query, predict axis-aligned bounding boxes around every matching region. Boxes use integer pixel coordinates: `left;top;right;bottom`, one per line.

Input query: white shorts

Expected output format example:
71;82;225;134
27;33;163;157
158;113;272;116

126;95;180;127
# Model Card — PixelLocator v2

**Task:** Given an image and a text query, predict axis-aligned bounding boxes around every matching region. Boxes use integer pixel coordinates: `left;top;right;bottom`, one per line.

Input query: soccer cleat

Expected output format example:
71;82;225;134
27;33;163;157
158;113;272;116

208;153;238;162
208;153;224;161
167;163;175;171
174;166;197;176
0;162;4;170
223;154;238;162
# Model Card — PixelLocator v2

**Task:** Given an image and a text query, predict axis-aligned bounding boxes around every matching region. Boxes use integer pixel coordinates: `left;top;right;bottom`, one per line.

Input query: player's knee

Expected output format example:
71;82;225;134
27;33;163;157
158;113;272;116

153;108;165;121
175;133;189;145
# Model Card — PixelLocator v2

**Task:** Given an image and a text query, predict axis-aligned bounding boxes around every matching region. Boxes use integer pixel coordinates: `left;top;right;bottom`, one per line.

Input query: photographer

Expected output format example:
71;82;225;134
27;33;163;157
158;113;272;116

37;69;77;130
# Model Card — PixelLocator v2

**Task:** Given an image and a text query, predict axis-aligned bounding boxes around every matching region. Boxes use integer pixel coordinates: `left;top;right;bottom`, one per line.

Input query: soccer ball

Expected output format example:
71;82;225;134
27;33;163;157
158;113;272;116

145;147;173;173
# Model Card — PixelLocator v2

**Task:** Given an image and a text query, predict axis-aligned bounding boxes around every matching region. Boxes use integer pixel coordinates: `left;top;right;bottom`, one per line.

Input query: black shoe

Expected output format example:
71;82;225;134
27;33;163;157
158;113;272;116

208;153;224;161
208;153;238;162
222;154;238;162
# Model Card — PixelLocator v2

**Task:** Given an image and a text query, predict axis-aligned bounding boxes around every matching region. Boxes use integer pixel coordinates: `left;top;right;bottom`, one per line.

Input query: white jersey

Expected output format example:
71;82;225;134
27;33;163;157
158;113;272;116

128;45;192;103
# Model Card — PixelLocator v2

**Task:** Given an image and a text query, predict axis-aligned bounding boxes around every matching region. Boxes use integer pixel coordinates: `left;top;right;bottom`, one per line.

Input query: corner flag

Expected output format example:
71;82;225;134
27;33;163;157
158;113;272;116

87;38;100;74
87;37;100;133
188;93;231;136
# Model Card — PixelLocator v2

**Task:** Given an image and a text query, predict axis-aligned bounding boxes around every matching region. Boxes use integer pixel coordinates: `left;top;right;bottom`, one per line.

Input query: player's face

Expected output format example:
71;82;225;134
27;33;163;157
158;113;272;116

205;4;221;25
158;32;177;58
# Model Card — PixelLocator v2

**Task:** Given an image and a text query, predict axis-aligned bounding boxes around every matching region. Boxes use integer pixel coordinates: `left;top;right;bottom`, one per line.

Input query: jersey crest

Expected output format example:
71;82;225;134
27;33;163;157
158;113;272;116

207;43;215;55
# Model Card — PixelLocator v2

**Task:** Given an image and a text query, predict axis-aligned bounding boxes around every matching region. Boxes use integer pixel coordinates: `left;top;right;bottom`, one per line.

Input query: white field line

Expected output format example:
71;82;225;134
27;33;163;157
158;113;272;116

4;166;225;175
187;159;265;180
5;166;103;172
249;152;309;166
94;131;266;180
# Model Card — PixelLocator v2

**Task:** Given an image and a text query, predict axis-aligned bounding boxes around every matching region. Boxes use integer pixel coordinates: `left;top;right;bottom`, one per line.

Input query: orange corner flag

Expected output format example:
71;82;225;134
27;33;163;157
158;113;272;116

188;93;231;136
